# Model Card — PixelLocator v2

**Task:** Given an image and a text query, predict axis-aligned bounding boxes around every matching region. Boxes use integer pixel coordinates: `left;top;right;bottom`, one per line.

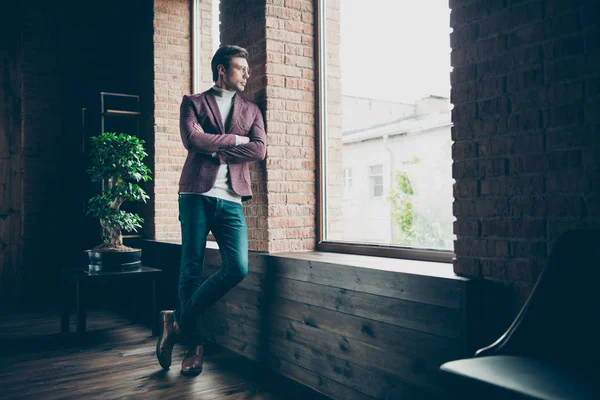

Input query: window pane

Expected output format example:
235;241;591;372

212;0;220;54
372;177;383;197
369;165;383;197
369;165;383;175
323;0;454;250
343;168;352;197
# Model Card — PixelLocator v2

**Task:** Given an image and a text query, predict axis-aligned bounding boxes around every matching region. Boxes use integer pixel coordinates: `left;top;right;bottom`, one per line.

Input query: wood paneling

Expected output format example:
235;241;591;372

269;357;373;400
137;240;476;400
204;313;443;392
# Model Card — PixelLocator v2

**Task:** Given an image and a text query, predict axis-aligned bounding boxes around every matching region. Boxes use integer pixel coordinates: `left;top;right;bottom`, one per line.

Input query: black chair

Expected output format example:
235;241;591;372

440;229;600;400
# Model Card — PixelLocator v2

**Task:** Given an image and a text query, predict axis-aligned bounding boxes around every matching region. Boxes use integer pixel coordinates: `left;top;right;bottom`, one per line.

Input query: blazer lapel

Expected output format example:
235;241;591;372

226;94;244;134
206;89;225;134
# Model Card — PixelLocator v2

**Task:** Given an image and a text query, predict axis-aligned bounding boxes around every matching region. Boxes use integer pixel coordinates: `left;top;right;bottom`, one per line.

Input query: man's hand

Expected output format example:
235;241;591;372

190;121;248;160
191;122;218;157
194;123;248;145
236;135;250;145
193;122;204;133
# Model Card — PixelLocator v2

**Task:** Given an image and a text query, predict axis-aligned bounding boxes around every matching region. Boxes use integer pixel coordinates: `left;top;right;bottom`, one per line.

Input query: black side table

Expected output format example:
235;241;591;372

60;266;162;343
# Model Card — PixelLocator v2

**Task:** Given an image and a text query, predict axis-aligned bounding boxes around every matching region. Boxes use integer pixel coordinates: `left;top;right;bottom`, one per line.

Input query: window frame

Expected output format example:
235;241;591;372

368;164;384;198
192;0;220;244
315;0;454;263
343;167;353;198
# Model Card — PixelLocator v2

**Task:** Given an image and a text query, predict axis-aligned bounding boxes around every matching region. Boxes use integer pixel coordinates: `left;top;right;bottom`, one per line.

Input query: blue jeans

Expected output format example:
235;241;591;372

174;194;248;345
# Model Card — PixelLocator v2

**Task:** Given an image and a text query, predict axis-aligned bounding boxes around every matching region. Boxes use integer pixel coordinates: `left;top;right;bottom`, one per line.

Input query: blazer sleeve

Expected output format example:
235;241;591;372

217;105;267;164
179;94;237;153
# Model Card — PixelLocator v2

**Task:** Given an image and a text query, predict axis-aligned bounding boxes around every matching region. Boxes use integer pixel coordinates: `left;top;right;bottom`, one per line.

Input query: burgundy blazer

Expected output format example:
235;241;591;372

178;88;267;201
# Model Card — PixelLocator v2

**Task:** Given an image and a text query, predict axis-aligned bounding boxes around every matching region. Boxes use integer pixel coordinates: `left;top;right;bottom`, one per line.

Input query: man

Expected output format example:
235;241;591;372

156;45;266;376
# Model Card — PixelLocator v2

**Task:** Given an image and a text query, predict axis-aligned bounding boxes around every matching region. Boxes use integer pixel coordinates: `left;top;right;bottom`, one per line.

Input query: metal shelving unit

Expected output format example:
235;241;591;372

100;92;140;136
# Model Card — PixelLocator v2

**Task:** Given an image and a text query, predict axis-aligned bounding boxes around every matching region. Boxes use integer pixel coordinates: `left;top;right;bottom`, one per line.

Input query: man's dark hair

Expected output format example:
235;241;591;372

211;45;249;82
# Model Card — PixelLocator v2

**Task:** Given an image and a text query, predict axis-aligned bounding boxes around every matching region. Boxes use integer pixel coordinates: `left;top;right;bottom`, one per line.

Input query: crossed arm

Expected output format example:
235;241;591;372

179;95;236;153
216;110;267;164
179;95;266;164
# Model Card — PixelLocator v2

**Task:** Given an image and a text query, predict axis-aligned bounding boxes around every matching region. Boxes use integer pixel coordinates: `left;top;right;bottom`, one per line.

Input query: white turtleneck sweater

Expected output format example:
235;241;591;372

193;86;242;203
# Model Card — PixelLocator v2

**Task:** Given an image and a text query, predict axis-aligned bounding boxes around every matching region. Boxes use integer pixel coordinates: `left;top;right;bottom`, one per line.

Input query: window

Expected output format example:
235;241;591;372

193;0;221;242
369;165;383;197
343;168;353;197
192;0;221;93
317;0;454;261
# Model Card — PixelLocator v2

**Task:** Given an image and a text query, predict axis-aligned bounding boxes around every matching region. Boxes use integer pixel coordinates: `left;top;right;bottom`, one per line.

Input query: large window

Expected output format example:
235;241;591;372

192;0;221;93
317;0;454;261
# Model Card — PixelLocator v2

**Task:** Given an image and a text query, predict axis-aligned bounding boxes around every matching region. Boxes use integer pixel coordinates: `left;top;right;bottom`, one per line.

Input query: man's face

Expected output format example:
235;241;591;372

220;57;250;92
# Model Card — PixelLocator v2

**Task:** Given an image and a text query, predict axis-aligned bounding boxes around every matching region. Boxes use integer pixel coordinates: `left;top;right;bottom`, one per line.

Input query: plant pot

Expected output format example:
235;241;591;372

86;248;142;273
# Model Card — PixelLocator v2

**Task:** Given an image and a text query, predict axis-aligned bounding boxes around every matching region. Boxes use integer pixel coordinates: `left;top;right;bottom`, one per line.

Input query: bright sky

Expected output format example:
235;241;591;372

339;0;452;103
210;0;451;104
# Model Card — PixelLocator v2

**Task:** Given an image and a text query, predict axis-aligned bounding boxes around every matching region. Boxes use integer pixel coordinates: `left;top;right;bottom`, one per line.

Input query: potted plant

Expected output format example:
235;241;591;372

85;132;152;272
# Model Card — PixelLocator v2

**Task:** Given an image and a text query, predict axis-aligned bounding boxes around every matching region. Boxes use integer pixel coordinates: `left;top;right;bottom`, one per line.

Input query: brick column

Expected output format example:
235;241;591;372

221;0;270;251
263;0;318;252
451;0;600;323
152;0;216;242
219;0;339;252
154;0;335;252
153;0;193;241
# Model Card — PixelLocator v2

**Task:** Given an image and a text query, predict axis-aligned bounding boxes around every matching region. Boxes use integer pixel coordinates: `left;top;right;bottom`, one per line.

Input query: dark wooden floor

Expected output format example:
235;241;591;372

0;307;324;400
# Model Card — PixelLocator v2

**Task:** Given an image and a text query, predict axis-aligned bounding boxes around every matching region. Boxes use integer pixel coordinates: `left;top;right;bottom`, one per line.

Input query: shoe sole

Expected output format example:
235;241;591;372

180;368;202;376
156;310;171;370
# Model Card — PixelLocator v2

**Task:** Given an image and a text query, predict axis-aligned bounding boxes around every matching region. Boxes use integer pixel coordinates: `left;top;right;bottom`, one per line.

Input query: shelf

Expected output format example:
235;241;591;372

123;234;143;239
103;109;141;116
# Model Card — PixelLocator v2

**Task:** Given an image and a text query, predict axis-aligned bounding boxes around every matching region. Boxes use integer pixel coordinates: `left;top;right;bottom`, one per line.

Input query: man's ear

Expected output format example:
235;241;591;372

217;64;225;76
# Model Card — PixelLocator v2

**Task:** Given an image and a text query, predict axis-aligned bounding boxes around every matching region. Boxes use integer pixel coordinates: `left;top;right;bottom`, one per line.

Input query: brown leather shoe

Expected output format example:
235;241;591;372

181;345;203;376
156;310;180;370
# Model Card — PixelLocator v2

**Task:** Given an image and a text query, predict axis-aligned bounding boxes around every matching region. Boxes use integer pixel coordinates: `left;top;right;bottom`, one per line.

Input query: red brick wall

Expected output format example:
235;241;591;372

263;0;317;252
153;0;193;241
451;0;600;324
219;0;269;251
154;0;321;253
152;0;220;242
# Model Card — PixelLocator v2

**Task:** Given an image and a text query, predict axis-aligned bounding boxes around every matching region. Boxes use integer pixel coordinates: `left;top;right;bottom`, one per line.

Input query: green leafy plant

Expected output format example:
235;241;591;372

387;171;415;243
86;132;152;251
388;168;453;249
